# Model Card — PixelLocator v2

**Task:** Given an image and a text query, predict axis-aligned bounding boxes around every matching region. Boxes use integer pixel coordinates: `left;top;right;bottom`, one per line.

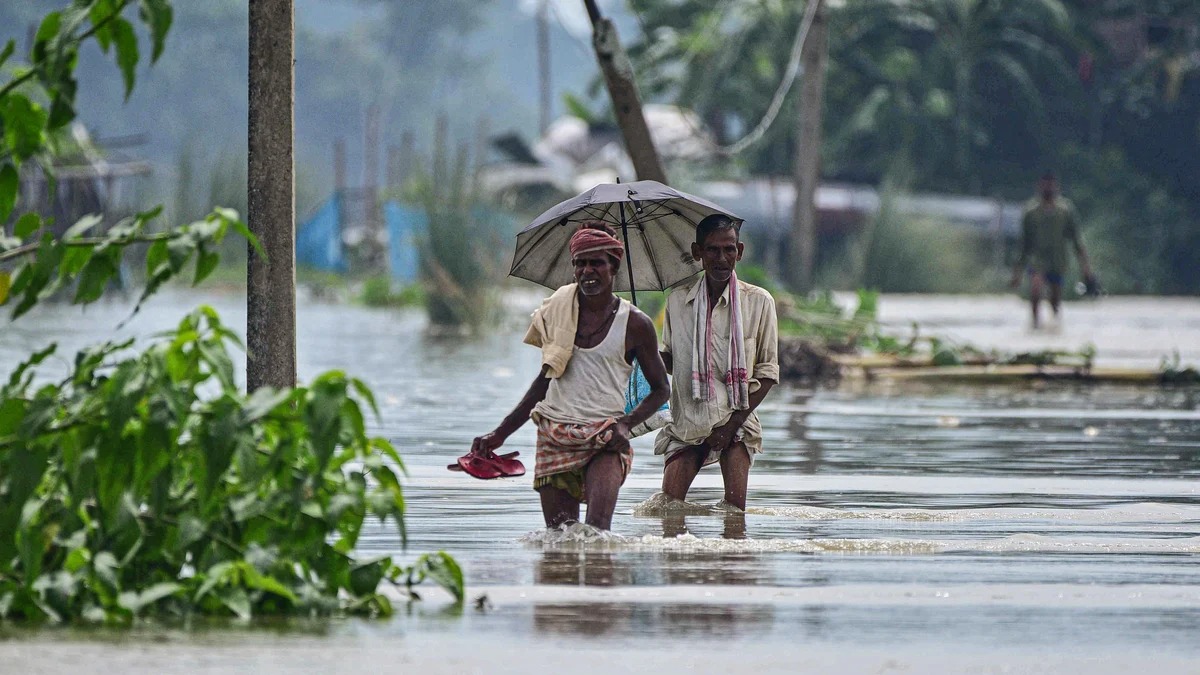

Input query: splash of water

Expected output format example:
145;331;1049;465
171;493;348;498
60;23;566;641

519;522;630;549
631;492;744;517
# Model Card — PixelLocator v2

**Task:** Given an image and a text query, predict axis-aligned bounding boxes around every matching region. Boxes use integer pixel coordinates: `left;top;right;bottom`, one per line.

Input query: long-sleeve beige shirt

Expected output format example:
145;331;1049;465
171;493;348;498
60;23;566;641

655;276;779;455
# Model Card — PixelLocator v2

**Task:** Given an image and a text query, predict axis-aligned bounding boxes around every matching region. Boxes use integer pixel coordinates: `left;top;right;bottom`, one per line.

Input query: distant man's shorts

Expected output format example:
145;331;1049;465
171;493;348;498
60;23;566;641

1028;268;1064;286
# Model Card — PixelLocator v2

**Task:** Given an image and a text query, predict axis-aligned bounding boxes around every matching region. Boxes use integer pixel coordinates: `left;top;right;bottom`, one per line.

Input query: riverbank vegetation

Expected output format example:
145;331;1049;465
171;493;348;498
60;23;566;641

0;0;461;622
626;0;1200;295
5;1;1190;299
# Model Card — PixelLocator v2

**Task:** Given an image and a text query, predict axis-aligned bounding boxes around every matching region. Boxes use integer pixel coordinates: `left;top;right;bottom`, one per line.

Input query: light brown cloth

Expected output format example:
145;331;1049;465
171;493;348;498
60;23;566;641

523;283;579;379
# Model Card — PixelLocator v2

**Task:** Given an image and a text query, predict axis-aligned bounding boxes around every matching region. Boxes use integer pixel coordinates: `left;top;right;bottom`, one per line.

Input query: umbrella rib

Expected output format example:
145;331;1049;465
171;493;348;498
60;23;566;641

639;200;669;291
512;214;571;276
576;205;611;222
663;207;704;288
630;201;665;225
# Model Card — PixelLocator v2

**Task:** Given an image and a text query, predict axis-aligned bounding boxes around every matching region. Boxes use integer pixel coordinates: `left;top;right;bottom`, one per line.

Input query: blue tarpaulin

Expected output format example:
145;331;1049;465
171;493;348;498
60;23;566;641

384;202;428;284
296;194;346;273
297;194;518;284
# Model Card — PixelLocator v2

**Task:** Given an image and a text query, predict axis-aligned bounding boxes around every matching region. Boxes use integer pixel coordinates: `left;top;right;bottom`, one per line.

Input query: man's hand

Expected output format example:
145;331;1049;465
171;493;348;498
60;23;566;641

701;423;737;455
602;418;632;452
471;431;505;457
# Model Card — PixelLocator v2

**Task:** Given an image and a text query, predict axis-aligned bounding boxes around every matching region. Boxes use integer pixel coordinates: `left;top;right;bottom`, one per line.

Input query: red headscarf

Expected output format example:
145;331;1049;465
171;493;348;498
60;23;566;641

569;224;625;262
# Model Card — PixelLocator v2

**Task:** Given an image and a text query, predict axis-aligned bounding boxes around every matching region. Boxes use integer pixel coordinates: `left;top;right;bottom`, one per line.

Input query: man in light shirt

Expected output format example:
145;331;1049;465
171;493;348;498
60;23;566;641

656;214;780;511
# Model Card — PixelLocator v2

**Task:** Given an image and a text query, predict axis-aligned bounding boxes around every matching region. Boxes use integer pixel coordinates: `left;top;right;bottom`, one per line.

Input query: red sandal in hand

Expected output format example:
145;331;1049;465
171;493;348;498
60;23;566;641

447;451;526;479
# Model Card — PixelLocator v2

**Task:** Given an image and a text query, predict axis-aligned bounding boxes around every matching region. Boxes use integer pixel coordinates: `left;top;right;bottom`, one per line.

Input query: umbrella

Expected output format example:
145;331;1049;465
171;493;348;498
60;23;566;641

510;179;742;303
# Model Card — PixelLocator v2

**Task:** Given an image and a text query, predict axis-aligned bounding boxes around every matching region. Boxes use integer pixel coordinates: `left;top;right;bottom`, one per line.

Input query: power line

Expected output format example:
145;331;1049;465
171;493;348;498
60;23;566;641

665;0;823;157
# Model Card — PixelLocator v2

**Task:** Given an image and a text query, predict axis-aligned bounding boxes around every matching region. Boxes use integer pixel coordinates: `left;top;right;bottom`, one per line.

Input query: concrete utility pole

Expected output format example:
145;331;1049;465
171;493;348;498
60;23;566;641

582;0;667;184
789;0;827;293
247;0;296;391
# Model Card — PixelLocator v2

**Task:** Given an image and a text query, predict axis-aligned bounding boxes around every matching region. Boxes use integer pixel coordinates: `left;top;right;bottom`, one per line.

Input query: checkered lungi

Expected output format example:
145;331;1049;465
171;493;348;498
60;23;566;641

530;413;633;500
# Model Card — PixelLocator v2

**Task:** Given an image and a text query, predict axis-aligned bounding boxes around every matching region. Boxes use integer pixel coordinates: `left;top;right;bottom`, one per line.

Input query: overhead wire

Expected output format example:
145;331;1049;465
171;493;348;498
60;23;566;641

630;0;823;156
557;0;821;157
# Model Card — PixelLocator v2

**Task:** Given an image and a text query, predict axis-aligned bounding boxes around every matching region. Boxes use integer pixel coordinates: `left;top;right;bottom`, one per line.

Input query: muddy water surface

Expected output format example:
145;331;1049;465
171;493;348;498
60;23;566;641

2;291;1198;674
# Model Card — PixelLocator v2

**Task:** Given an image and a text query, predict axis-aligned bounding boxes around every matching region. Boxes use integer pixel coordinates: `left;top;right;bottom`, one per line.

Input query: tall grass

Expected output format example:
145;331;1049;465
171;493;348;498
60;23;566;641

169;144;324;281
408;138;504;333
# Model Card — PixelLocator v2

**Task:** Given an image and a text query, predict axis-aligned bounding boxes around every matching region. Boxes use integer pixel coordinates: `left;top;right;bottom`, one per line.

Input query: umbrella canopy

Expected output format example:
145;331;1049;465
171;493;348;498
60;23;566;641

510;180;742;295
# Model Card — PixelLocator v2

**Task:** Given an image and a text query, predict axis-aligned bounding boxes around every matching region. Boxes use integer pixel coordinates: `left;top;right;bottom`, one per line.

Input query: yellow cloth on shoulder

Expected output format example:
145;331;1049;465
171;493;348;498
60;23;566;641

523;283;579;379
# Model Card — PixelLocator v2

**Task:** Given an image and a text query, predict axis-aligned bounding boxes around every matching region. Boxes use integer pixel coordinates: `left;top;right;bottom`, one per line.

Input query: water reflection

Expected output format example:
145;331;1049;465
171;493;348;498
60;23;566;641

535;551;633;587
530;550;777;639
6;292;1200;668
662;512;748;539
533;551;635;636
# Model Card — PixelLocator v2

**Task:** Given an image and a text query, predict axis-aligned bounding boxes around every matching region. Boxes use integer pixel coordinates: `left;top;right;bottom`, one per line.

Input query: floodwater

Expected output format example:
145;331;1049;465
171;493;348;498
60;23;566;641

2;290;1199;674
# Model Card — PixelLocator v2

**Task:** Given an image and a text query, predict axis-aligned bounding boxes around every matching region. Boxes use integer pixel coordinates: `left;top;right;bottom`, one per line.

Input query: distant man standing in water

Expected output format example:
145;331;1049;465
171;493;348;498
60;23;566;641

1010;172;1093;329
656;214;779;511
470;222;669;531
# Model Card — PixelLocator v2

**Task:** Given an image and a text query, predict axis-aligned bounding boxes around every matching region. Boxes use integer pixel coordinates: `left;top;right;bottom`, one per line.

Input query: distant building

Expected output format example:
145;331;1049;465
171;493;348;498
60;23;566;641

12;123;151;236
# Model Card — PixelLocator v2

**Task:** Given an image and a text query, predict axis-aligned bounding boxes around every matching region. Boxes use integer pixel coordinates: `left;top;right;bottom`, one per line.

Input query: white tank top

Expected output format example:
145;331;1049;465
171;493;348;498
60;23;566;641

533;299;634;425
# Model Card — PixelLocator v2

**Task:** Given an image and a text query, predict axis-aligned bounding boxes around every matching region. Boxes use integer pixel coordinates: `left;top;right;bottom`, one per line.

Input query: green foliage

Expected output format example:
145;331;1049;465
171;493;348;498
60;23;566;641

0;308;461;622
0;0;198;314
409;143;503;332
0;0;465;623
1056;145;1198;294
1;0;170;169
0;207;255;320
777;288;881;349
562;92;600;126
1159;351;1200;384
359;274;423;308
776;287;1108;369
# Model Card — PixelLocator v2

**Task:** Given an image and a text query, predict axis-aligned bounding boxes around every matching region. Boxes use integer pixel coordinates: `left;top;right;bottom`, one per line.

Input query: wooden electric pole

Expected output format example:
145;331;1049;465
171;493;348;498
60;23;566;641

789;0;827;293
247;0;296;391
582;0;667;184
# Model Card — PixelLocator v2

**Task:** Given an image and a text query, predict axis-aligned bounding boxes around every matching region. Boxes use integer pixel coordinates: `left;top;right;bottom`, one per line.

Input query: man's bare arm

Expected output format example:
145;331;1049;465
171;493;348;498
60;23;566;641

1011;213;1033;286
660;350;673;373
471;365;551;455
723;379;775;432
600;311;669;452
1070;219;1092;277
623;311;669;429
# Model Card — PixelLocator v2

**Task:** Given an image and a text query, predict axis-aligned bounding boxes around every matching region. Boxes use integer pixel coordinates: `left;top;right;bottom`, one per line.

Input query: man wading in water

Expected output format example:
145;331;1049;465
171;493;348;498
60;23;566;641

655;214;779;511
1010;172;1093;329
471;222;669;530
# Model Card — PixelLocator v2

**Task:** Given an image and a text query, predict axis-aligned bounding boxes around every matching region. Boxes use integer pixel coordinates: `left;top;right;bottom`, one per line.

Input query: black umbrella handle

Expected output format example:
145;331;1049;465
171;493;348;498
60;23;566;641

618;201;637;306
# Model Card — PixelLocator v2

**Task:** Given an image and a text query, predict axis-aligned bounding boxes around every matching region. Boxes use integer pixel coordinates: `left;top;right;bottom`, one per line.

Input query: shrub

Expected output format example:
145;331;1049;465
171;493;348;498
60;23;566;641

0;307;462;622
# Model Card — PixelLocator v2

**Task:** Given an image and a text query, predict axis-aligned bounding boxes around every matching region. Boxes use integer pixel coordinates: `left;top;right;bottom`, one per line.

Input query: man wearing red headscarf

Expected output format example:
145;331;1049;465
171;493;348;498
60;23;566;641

470;221;668;531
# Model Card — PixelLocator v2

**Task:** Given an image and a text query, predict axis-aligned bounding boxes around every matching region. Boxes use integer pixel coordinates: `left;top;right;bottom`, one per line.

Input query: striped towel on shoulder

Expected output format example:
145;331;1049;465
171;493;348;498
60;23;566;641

691;271;749;410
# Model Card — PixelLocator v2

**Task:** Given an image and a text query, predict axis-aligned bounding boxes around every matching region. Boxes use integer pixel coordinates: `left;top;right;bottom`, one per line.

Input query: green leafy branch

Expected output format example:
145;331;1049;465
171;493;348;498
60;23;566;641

0;207;260;321
0;307;463;623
